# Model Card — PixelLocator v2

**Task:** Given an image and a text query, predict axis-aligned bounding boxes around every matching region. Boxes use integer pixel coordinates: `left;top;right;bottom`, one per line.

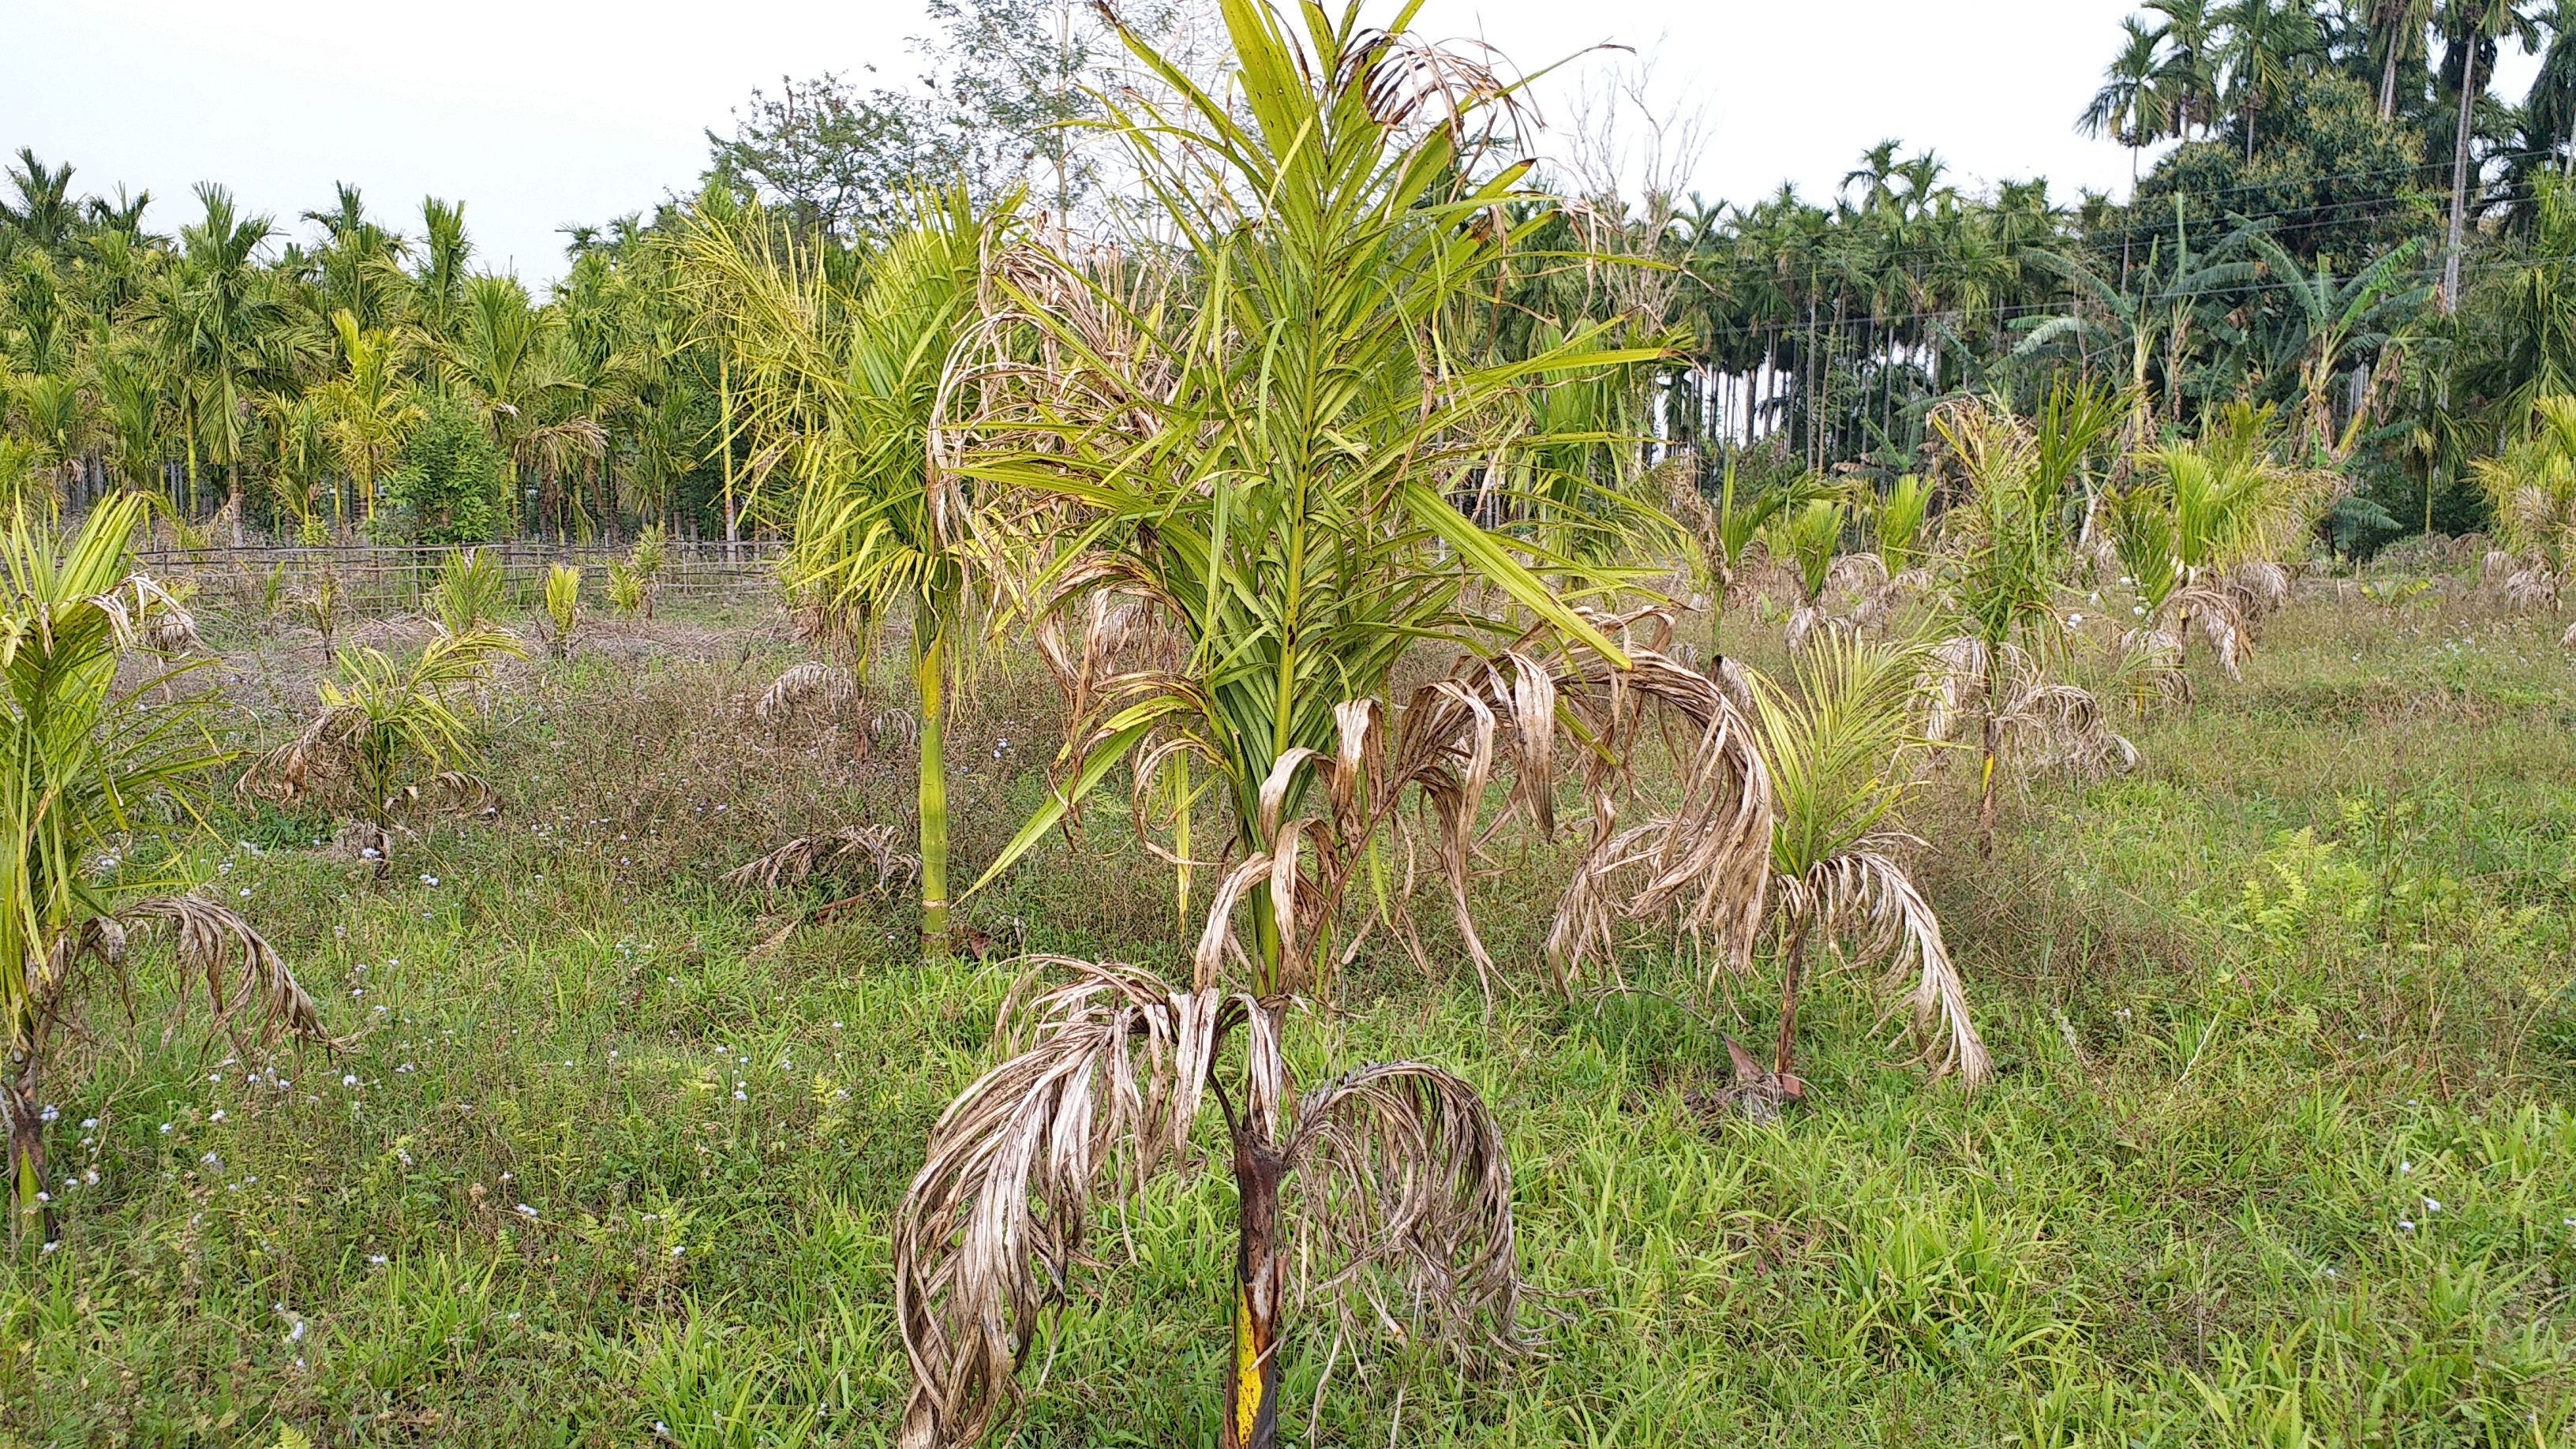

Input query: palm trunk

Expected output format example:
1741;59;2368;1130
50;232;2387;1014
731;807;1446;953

914;601;952;957
1977;710;2003;857
2445;60;2479;312
2381;39;2402;122
5;1051;49;1243
1222;1097;1288;1449
1772;920;1814;1083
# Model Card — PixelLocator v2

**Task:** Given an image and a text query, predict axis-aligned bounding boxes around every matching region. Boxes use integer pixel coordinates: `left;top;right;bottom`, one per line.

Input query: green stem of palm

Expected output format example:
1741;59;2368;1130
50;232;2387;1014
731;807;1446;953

913;595;953;955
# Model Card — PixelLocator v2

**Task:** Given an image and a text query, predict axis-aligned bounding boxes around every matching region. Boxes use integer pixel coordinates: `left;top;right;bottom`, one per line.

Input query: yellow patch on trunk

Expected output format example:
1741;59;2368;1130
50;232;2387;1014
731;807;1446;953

1234;1284;1264;1443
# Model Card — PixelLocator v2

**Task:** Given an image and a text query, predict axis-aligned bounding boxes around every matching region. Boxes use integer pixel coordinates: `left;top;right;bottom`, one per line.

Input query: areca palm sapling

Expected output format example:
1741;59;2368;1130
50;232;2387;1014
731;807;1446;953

537;562;582;658
2472;394;2576;608
1746;633;1990;1096
2107;436;2315;691
900;7;1772;1444
1;494;335;1240
425;545;507;637
1772;496;1848;652
683;189;1005;954
298;571;343;667
238;626;525;868
1927;396;2128;852
1662;456;1790;651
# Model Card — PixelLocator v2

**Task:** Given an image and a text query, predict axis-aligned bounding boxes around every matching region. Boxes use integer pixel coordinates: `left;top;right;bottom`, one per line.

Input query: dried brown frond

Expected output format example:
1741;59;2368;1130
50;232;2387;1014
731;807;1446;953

391;771;497;818
892;957;1531;1449
893;960;1233;1449
1543;639;1777;993
2503;565;2562;612
721;824;919;895
117;896;345;1050
125;575;204;654
1286;1061;1533;1359
2561;618;2575;650
871;708;924;748
2220;560;2292;622
1996;679;2138;779
1783;602;1844;657
2114;626;2195;706
1823;552;1889;600
1774;844;1991;1090
2163;586;2249;680
754;661;857;727
1918;636;1991;751
237;705;367;805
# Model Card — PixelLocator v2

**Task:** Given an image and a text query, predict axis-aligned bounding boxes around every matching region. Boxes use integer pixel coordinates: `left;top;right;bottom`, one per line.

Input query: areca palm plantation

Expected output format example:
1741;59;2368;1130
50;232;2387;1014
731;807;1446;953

150;185;312;525
895;6;1771;1446
684;189;1001;953
3;494;333;1240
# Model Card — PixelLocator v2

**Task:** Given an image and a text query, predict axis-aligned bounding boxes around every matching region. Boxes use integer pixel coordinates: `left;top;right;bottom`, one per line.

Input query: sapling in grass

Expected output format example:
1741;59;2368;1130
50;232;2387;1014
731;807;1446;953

239;626;526;872
0;495;335;1241
897;6;1772;1442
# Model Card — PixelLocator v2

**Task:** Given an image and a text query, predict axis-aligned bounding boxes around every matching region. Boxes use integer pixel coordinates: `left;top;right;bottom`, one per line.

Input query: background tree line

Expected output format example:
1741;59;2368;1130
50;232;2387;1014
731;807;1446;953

2;0;2571;554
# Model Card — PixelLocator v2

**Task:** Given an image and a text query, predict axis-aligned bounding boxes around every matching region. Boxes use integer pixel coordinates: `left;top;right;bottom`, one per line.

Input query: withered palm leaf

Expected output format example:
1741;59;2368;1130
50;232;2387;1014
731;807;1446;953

892;957;1526;1449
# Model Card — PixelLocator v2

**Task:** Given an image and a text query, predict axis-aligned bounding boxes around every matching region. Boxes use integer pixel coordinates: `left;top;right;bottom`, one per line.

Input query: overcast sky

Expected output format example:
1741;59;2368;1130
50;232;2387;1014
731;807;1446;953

7;2;2527;285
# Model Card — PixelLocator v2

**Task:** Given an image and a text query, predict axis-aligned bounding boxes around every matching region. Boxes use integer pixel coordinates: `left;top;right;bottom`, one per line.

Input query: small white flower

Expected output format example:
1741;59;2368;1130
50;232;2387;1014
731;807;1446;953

352;987;365;997
2398;1219;2416;1231
200;1152;219;1166
34;1190;49;1204
732;1090;748;1103
361;847;380;859
369;1254;388;1265
158;1122;172;1135
672;1245;685;1256
397;1063;414;1073
210;1110;226;1122
39;1240;57;1253
39;1104;58;1122
2424;1197;2441;1213
287;1320;306;1343
342;1074;359;1088
80;1118;96;1130
515;1203;539;1220
82;1168;96;1185
238;887;251;898
2399;1160;2412;1174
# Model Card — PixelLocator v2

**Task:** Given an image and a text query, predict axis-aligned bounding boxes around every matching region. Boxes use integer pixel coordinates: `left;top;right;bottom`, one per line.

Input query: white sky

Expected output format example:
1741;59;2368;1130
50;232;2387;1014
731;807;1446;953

5;2;2538;285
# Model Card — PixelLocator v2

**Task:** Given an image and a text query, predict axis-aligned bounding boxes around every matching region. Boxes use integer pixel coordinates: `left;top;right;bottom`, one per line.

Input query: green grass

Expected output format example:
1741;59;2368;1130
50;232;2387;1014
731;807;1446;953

5;591;2575;1447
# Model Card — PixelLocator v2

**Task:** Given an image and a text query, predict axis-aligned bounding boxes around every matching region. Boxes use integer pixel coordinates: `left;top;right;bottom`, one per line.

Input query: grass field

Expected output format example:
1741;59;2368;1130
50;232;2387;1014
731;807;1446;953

5;578;2575;1448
